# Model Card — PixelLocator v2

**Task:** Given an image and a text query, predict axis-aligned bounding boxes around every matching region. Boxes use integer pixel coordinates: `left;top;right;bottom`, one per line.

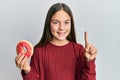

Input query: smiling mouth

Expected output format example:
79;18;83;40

57;32;66;36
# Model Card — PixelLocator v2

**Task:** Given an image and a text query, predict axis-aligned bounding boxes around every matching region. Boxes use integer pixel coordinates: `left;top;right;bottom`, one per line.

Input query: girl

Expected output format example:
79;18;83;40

15;3;97;80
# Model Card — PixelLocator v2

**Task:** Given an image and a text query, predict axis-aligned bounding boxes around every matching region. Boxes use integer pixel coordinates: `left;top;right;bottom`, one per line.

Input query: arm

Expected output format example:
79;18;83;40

21;47;41;80
76;32;97;80
76;45;96;80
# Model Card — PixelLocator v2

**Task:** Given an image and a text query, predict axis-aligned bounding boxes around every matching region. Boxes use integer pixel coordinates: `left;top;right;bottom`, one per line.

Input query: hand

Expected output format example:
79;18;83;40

15;54;31;74
84;32;97;61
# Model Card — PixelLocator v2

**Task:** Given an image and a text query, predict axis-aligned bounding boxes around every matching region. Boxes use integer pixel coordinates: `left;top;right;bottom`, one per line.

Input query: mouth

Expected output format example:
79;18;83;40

57;32;66;36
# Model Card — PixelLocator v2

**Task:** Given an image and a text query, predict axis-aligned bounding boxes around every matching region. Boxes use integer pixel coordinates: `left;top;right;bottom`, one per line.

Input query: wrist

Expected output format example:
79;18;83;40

23;67;31;74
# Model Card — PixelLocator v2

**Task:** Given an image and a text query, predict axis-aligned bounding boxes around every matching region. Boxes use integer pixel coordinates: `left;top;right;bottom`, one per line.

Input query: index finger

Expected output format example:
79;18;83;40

84;31;89;47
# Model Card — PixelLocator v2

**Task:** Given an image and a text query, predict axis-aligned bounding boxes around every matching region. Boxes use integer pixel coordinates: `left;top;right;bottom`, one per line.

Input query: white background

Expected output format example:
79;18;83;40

0;0;120;80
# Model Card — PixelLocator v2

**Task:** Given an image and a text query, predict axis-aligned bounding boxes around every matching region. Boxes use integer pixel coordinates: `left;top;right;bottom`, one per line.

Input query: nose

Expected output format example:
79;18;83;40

59;23;64;30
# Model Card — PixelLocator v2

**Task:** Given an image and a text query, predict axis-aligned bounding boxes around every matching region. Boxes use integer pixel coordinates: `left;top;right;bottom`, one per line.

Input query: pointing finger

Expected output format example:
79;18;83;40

84;31;89;48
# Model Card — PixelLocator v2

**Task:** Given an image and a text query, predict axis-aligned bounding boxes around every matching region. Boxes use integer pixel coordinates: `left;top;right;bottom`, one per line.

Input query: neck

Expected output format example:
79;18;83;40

50;39;69;46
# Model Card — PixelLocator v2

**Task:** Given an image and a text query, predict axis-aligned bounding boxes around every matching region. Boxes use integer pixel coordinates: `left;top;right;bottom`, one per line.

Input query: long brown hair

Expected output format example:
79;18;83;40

35;3;76;47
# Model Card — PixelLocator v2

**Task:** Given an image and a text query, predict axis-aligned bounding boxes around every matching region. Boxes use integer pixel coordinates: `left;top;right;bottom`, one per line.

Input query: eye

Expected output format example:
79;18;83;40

65;21;70;25
52;21;59;24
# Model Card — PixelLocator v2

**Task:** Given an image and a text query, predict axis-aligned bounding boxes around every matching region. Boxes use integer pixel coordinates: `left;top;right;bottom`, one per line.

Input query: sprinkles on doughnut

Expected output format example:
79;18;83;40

16;40;33;58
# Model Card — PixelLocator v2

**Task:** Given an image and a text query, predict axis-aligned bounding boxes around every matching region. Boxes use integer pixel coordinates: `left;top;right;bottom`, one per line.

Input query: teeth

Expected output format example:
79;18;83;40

57;32;65;36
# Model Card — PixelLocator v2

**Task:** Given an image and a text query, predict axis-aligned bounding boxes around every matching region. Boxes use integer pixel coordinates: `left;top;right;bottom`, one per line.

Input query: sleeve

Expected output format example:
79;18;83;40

21;47;41;80
76;45;96;80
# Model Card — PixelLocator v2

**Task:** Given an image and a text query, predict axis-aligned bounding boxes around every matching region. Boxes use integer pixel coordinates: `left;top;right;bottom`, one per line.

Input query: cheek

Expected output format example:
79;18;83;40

50;24;58;32
66;26;71;36
50;25;58;35
66;26;71;32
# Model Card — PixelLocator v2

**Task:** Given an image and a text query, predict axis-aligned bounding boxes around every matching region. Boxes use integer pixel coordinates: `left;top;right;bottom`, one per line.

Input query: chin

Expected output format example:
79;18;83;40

57;37;67;41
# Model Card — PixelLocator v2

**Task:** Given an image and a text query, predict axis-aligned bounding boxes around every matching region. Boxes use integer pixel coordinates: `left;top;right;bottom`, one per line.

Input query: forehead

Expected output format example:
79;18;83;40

51;10;70;21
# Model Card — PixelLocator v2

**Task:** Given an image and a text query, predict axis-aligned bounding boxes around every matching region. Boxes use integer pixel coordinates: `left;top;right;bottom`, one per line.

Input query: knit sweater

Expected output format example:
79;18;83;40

22;41;96;80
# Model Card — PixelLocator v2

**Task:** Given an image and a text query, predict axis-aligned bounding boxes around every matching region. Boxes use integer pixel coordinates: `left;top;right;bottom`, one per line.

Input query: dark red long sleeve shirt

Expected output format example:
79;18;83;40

22;42;96;80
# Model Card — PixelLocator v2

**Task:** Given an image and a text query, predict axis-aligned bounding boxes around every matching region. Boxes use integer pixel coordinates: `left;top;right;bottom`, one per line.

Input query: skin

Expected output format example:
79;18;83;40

50;9;71;46
84;32;97;61
15;9;97;74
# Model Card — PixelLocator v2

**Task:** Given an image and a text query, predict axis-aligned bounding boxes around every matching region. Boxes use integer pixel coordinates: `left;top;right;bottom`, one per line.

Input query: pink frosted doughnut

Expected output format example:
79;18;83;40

16;40;33;58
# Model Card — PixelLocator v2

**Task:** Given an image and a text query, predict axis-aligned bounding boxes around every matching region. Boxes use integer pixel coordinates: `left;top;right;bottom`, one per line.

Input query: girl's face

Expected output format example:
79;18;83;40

50;10;71;43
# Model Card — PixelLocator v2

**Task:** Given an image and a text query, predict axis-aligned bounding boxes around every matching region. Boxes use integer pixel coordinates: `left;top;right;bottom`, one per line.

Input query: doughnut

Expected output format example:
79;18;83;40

16;40;33;58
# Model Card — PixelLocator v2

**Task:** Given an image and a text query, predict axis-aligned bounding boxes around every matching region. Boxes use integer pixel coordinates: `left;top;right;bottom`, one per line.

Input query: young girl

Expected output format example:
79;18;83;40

15;3;97;80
